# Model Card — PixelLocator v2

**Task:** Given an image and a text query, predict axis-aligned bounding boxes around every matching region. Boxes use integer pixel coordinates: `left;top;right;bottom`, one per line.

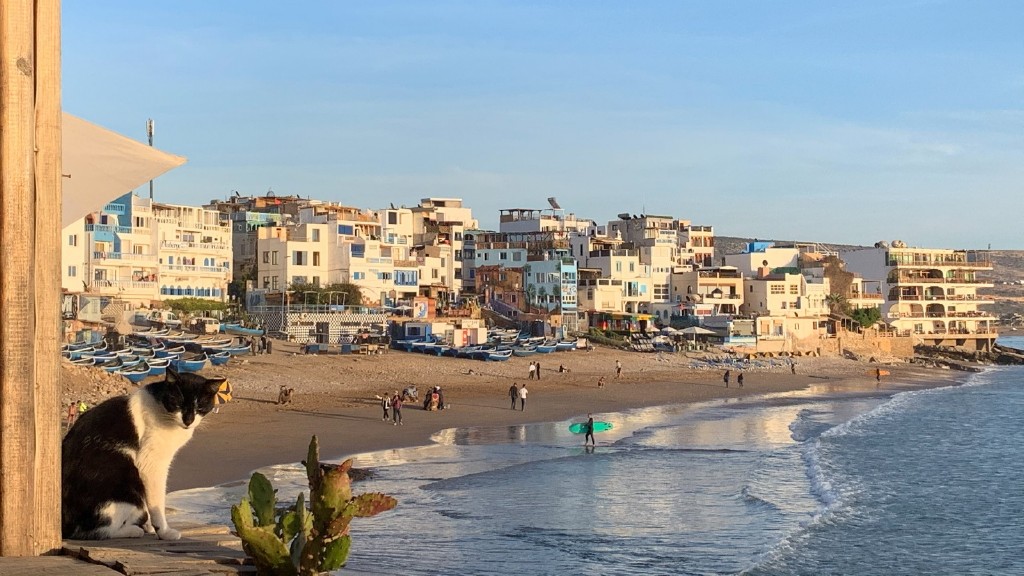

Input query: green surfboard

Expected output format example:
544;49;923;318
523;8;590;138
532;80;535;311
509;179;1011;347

569;421;613;434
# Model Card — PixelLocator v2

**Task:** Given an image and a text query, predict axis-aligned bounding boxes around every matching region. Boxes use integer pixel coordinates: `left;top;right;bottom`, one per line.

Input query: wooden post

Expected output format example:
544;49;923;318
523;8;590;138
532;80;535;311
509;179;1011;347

0;0;62;556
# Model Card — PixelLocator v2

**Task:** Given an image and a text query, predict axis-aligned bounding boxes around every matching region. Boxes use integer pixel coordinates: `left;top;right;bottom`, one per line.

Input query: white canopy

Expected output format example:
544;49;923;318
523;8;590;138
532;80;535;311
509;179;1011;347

61;113;187;227
680;326;716;335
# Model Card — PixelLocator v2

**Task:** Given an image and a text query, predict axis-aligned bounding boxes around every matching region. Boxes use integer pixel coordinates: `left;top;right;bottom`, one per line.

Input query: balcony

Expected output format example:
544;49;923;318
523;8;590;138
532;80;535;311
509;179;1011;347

85;223;132;234
92;251;157;263
89;280;156;292
161;264;227;274
160;240;230;252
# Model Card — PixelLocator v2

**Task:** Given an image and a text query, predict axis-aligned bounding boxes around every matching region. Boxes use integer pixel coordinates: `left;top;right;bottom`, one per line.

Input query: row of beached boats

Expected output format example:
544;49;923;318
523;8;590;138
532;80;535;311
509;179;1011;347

391;329;580;361
60;327;253;383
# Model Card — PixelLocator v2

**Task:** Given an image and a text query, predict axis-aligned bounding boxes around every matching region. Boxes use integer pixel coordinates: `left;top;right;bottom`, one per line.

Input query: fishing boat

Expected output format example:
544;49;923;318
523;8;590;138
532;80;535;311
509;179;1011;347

534;342;557;354
116;362;153;384
485;349;513;361
155;345;186;358
208;351;232;366
221;345;253;356
555;339;578;352
222;323;265;337
147;357;171;375
512;346;538;357
172;353;207;373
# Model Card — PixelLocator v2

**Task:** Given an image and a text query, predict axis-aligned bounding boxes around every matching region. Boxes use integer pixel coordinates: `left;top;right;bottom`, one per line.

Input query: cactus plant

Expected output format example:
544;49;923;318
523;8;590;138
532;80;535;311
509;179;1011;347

231;435;397;575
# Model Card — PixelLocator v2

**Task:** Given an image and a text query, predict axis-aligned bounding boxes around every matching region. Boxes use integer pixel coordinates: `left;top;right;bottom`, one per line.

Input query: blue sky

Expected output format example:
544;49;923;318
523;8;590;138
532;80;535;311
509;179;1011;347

63;1;1023;249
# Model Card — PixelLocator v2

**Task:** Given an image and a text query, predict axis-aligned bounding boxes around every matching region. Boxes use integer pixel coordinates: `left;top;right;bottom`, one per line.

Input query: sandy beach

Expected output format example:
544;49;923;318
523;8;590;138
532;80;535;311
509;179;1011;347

62;342;962;492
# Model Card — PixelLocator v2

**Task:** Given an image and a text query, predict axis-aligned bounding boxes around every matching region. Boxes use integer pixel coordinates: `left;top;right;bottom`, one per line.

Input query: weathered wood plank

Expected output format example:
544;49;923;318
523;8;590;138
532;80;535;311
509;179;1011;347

32;0;65;555
0;0;42;556
0;555;119;574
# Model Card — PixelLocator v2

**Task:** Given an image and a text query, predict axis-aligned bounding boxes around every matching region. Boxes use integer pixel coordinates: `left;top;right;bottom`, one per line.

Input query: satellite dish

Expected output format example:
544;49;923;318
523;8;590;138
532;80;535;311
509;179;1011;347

547;197;562;210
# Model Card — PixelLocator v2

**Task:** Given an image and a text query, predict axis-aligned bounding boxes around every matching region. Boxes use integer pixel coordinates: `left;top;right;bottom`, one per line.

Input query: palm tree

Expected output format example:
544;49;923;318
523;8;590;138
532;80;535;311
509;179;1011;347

825;293;848;315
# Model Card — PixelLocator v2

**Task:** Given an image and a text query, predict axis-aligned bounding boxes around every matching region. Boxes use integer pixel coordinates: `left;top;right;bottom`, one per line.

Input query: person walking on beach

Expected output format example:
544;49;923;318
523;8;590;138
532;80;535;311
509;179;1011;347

790;361;796;375
518;383;528;411
535;361;541;381
584;413;596;446
509;383;519;409
615;359;622;379
723;370;731;387
737;372;744;388
265;337;272;355
380;392;391;421
875;367;882;383
528;361;536;380
391;391;403;425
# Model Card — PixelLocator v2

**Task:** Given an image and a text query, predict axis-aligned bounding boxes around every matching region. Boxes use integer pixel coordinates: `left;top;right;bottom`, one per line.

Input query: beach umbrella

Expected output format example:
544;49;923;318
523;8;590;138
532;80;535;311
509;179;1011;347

660;326;678;335
215;380;233;405
680;326;716;344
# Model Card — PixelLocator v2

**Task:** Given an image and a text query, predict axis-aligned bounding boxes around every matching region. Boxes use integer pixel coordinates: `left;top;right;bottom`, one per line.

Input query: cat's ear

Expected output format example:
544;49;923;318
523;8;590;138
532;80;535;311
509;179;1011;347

206;377;227;391
166;366;181;384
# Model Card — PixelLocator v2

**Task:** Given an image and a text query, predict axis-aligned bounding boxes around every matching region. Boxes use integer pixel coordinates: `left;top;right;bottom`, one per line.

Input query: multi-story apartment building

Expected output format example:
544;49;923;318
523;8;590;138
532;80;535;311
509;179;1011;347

410;198;477;305
668;266;745;326
841;245;996;350
62;192;232;308
741;271;831;351
498;207;595;235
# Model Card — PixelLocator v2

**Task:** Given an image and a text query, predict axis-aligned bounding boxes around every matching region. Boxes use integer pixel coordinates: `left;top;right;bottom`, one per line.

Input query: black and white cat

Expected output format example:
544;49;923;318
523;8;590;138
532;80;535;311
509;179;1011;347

62;368;225;540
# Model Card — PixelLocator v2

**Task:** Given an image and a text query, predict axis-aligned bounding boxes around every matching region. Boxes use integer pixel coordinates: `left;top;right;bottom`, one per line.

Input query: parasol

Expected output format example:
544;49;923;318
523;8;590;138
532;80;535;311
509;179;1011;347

215;380;233;405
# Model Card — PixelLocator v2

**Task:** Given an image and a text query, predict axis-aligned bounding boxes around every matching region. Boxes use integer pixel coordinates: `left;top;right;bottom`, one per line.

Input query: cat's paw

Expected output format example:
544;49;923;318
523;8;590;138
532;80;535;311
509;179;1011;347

109;524;146;538
142;521;156;534
156;527;181;540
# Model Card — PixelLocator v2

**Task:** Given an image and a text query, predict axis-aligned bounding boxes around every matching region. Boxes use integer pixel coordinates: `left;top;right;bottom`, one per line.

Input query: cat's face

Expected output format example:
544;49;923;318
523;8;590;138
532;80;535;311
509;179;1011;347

154;369;225;428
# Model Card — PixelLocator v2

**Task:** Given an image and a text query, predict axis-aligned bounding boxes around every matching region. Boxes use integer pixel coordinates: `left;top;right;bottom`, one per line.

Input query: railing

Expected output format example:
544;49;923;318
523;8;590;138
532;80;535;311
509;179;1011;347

160;240;230;251
894;276;986;284
90;280;156;291
889;257;991;268
894;294;986;302
849;293;884;300
85;223;132;234
92;251;157;262
161;264;227;274
102;203;126;215
888;311;995;319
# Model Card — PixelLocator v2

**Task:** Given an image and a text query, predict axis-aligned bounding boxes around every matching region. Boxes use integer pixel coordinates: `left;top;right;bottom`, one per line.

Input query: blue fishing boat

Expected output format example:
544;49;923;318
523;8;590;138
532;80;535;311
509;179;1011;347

116;362;152;384
486;349;513;361
512;346;537;357
555;339;577;352
534;342;557;354
172;353;207;373
147;357;170;375
222;345;253;356
155;346;185;358
208;351;231;366
223;324;265;337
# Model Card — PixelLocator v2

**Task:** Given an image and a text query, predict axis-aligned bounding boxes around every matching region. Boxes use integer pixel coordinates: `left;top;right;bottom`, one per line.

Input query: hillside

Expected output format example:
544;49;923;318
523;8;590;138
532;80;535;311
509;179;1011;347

714;237;1024;322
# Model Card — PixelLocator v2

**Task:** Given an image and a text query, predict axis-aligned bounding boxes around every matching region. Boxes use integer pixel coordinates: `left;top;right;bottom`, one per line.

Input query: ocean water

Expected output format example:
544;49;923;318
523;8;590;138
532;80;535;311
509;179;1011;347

170;342;1024;575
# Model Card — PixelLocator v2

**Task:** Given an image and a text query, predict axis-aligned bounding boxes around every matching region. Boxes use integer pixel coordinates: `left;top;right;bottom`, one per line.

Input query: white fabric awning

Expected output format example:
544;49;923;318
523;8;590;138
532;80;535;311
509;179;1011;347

61;113;186;227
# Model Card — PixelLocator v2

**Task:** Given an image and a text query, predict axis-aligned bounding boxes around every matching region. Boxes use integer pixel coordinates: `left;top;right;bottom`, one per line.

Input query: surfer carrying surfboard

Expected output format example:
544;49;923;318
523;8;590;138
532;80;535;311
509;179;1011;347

585;414;595;446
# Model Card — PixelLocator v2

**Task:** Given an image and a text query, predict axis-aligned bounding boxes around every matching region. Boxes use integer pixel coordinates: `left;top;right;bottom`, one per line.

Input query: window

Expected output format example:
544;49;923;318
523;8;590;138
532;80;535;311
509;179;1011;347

293;251;306;265
353;272;365;280
272;251;279;265
770;284;785;294
312;229;320;242
68;234;78;246
313;252;321;266
292;276;308;285
378;272;392;280
432;269;439;279
789;284;799;295
271;277;279;290
312;276;320;286
388;212;398;225
263;251;270;264
629;262;635;272
513;253;522;261
615;262;622;273
263;277;270;289
500;252;507;260
67;265;77;277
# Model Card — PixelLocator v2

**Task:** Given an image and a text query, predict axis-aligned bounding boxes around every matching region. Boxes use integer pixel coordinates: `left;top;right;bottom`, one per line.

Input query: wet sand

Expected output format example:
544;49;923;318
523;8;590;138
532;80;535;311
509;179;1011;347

167;343;956;492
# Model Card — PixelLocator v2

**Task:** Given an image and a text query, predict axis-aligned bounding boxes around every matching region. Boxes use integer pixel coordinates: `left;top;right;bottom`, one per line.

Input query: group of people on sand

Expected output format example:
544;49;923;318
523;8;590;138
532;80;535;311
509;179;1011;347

247;335;272;355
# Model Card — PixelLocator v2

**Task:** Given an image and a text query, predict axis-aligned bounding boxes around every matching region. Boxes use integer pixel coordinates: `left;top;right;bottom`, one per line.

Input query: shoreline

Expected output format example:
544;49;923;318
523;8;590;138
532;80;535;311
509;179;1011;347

162;344;967;492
